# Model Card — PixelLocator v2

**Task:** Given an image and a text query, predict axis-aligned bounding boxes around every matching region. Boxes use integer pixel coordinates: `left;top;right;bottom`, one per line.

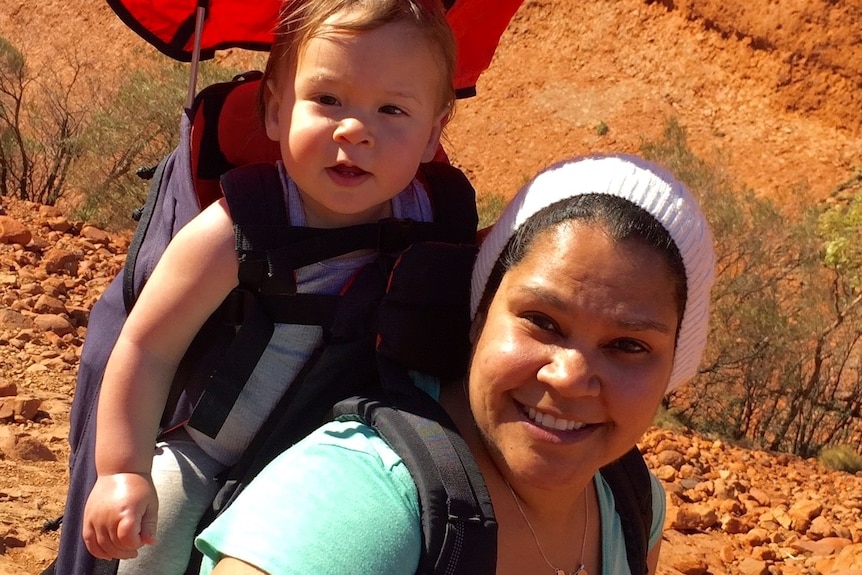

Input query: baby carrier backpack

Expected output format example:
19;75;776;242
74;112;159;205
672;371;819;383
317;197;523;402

42;72;655;575
43;71;494;575
43;1;654;571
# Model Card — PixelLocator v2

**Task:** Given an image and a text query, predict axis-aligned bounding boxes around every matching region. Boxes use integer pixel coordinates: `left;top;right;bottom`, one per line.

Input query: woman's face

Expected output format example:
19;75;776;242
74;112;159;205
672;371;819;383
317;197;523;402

468;220;680;489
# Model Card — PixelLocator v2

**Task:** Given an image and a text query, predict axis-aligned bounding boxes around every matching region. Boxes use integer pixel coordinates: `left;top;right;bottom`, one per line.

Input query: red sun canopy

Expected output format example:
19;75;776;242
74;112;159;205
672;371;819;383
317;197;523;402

107;0;524;97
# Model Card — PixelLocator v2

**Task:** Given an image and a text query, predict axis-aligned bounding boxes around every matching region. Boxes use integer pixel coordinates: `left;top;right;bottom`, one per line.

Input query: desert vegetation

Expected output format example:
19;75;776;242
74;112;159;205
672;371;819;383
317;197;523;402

0;36;244;229
1;30;861;470
642;120;862;462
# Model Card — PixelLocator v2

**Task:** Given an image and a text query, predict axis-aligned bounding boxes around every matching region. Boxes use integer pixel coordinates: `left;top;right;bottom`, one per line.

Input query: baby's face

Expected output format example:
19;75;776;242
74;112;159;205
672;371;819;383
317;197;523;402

263;17;448;228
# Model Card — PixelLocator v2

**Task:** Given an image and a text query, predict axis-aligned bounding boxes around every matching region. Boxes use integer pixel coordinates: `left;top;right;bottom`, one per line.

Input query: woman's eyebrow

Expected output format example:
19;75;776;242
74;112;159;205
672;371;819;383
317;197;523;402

514;284;568;311
514;285;674;334
616;317;674;334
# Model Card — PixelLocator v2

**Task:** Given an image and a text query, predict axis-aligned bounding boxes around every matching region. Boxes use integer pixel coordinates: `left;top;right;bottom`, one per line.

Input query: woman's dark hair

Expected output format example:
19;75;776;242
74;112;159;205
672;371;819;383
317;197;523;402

477;193;688;327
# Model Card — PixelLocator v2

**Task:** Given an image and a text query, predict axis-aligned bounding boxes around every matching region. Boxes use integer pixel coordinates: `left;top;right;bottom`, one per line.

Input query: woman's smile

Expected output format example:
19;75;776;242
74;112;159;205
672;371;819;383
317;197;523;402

522;404;588;432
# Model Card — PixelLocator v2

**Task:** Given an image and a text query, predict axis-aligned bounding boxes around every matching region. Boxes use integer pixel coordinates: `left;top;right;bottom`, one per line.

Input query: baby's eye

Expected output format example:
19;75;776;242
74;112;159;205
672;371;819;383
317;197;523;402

316;95;340;106
379;105;405;116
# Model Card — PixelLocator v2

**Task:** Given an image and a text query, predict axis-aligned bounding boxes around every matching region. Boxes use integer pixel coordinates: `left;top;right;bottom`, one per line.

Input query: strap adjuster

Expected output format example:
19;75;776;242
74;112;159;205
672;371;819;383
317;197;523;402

376;218;417;253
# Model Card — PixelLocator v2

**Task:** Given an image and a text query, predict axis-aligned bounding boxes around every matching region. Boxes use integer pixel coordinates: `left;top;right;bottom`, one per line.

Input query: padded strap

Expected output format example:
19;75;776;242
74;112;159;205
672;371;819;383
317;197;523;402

599;446;652;575
377;242;477;380
186;301;274;438
223;163;473;293
333;382;497;575
203;260;390;498
417;161;479;245
186;163;289;438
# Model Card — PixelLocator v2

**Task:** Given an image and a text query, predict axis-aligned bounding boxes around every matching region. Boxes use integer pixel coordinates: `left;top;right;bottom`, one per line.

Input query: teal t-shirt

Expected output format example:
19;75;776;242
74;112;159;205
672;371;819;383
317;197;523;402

196;420;666;575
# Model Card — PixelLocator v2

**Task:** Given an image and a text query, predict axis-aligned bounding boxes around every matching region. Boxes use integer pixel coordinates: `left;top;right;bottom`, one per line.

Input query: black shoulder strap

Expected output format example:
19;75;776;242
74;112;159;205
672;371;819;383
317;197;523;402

185;163;298;438
599;446;652;575
333;386;497;575
224;162;477;293
418;161;478;245
328;239;491;574
185;161;480;439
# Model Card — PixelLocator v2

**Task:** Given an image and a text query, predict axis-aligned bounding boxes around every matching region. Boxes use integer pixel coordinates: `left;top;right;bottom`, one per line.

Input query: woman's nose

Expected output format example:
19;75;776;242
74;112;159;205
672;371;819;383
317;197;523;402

333;116;373;146
538;348;601;397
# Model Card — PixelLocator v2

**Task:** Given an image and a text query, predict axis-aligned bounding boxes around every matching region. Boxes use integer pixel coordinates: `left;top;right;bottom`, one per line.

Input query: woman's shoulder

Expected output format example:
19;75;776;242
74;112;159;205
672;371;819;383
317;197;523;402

594;469;666;574
302;419;410;471
197;420;423;574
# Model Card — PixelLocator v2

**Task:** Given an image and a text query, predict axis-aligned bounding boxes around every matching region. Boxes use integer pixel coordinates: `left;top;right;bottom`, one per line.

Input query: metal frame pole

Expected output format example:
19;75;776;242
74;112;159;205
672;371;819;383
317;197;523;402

185;1;208;110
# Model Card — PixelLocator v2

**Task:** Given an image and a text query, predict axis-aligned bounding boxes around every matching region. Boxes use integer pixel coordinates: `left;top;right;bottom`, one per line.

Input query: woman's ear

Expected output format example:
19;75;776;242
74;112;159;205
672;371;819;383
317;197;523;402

263;79;282;142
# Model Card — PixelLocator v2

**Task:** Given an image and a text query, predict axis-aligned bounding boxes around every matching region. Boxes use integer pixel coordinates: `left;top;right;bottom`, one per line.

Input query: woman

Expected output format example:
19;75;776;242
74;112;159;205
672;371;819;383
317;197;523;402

195;154;716;574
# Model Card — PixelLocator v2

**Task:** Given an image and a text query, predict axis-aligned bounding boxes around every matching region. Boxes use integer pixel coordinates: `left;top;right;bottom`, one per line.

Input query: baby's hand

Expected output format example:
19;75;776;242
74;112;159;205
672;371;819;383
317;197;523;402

83;472;159;560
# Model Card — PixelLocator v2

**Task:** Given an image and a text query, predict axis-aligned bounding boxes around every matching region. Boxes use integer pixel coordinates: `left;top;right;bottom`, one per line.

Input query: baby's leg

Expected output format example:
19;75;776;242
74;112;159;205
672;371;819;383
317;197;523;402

117;429;226;575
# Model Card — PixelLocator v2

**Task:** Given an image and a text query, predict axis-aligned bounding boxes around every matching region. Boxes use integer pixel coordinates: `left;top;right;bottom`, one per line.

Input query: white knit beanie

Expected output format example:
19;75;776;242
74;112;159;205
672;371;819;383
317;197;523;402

470;154;716;392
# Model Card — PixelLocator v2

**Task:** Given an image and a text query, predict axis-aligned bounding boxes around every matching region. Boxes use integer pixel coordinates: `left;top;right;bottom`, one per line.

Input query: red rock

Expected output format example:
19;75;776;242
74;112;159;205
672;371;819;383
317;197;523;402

80;225;111;245
831;543;862;570
791;536;852;556
808;515;837;540
45;216;73;233
0;216;32;245
672;556;709;575
669;503;719;532
721;515;750;534
41;248;79;276
737;558;768;575
7;435;56;462
32;314;75;336
789;499;823;532
33;294;68;315
744;528;771;547
656;449;685;470
0;309;34;330
747;487;772;507
8;397;41;420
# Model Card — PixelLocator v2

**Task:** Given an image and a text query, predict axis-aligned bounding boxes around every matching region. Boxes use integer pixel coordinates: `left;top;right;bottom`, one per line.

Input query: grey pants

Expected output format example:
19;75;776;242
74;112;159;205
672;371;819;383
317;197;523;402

117;429;226;575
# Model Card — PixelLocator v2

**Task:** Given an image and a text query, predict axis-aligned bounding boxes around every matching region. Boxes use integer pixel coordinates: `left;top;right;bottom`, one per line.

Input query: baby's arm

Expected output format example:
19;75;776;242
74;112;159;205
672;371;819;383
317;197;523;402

83;198;240;559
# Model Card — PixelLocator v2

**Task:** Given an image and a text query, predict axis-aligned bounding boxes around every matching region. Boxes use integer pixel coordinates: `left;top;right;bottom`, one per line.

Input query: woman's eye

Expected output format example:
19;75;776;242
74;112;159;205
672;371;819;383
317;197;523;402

610;339;648;354
379;105;405;116
524;313;558;333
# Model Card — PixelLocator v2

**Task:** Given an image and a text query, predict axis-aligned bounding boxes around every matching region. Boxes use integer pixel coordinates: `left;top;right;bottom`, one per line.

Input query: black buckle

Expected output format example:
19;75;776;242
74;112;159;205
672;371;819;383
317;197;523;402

376;218;417;253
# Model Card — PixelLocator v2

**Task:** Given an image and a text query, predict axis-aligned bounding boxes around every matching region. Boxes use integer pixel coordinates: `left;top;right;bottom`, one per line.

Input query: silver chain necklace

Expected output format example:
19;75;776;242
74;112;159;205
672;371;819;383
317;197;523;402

504;480;589;575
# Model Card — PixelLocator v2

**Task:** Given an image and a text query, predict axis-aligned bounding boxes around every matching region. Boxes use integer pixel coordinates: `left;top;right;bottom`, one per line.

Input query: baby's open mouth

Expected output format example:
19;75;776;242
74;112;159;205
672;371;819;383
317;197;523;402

331;164;368;177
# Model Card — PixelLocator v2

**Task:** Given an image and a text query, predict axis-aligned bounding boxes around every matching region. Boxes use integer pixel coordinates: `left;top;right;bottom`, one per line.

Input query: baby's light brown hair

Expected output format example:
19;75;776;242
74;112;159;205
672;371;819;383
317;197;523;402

259;0;457;121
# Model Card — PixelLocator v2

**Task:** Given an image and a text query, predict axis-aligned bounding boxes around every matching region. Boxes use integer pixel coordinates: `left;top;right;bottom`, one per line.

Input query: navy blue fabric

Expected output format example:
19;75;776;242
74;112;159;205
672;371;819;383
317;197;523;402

53;111;199;575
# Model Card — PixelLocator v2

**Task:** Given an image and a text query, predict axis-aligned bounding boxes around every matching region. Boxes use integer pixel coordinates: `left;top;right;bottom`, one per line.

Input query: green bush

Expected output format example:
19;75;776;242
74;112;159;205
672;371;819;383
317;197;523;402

596;121;609;136
819;172;862;290
645;117;862;458
0;36;86;204
0;35;253;227
652;405;686;431
819;445;862;473
476;191;507;230
72;61;246;230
